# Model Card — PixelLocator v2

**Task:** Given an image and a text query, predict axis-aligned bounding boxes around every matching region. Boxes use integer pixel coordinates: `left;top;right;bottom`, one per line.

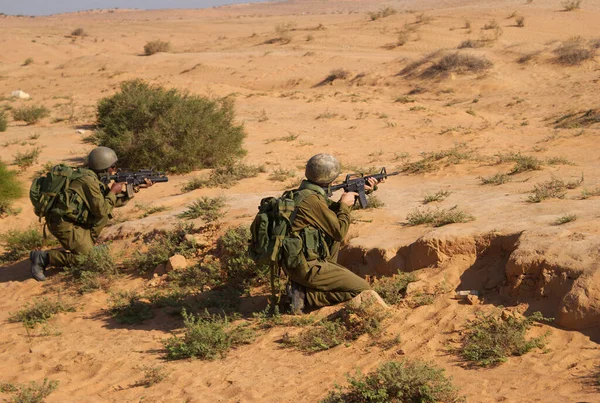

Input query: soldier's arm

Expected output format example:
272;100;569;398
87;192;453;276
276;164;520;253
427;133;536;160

81;177;117;219
296;194;351;242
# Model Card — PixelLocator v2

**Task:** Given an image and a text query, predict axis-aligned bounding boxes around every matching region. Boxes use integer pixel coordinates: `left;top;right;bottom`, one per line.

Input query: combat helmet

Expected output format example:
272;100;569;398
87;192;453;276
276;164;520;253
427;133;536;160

305;153;341;185
87;147;118;172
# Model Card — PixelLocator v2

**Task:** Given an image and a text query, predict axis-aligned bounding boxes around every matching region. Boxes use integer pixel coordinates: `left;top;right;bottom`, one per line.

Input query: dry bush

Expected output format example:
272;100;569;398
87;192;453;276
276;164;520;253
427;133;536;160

457;39;485;49
517;50;542;64
415;13;433;24
397;30;410;46
516;16;525;27
71;27;87;37
315;69;351;86
554;109;600;128
423;53;493;78
562;0;582;11
483;19;499;30
368;7;397;21
144;40;171;55
553;37;595;65
273;22;295;44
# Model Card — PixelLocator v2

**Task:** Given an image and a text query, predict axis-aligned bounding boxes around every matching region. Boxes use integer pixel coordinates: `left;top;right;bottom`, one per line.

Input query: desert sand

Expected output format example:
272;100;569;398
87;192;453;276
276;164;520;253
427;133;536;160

1;0;600;401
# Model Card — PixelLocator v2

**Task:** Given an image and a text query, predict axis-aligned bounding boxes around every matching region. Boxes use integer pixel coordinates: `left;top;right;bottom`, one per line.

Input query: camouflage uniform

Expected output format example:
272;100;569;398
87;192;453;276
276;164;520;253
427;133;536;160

47;171;125;267
286;180;370;308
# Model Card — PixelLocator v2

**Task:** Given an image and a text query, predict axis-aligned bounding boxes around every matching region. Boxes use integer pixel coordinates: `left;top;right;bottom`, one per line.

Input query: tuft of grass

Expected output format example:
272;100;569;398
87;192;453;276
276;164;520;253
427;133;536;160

163;309;255;360
64;246;118;293
23;57;34;66
372;272;417;305
368;7;397;21
71;27;87;37
479;173;511;185
0;378;59;403
545;156;574;166
134;365;168;388
109;291;155;324
144;40;171;55
561;0;582;11
494;152;543;174
12;105;50;125
554;109;600;129
553;37;595;65
483;19;499;30
181;163;265;192
138;205;169;218
321;360;462;403
289;319;346;352
457;39;485;49
13;147;41;169
400;144;475;175
177;196;226;222
553;213;577;225
0;110;7;132
406;206;474;227
268;168;296;182
94;79;246;173
515;15;525;27
0;161;23;217
579;188;600;199
9;297;75;329
422;190;451;204
273;22;295;44
527;176;583;203
461;311;552;367
0;226;50;263
423;53;493;78
394;96;415;104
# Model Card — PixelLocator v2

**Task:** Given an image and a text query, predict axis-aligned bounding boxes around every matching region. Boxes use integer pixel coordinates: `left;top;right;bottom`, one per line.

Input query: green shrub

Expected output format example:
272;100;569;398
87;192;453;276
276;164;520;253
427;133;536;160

163;309;254;360
1;378;59;403
553;213;577;225
479;173;511;185
373;272;417;305
64;246;118;293
12;106;50;125
0;110;7;132
182;163;265;192
0;161;23;216
527;177;583;203
406;206;474;227
130;223;198;273
422;190;451;204
134;365;168;388
321;360;462;403
144;40;171;55
0;227;49;262
109;291;155;324
94;80;246;173
13;147;41;169
216;225;267;287
9;297;75;329
269;168;296;182
177;196;226;222
461;311;551;367
288;320;347;352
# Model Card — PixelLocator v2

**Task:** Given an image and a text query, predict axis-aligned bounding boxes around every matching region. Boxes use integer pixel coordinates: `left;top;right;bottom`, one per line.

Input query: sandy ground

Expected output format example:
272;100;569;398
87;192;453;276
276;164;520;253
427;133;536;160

1;0;600;401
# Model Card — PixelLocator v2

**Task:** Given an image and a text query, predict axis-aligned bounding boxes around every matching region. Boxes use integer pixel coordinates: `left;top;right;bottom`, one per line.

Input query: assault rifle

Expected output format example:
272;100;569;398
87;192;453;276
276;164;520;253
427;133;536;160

326;167;399;209
100;169;169;199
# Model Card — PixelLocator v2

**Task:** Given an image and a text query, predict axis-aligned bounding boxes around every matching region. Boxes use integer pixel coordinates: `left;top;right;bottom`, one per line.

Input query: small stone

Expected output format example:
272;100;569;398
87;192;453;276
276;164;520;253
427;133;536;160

165;254;187;272
11;90;29;99
76;129;87;135
153;263;166;276
466;295;480;305
347;290;389;310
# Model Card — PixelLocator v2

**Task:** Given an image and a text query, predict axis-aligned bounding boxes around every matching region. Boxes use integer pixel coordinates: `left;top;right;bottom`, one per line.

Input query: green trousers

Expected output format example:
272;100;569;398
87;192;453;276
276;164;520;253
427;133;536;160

46;215;108;268
287;247;371;308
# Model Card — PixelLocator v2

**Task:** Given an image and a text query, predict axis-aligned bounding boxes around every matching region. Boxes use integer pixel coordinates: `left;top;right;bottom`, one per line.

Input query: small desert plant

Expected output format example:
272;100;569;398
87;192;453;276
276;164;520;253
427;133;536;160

9;296;75;329
0;226;48;262
273;22;295;44
397;30;410;46
71;27;87;37
483;19;499;30
64;246;118;293
182;163;265;192
135;365;168;388
553;213;577;225
13;147;41;169
422;190;451;204
109;291;155;324
144;40;171;55
321;360;462;403
368;7;397;21
215;225;267;287
138;205;169;218
553;37;595;65
94;79;246;173
494;153;543;174
461;311;552;367
479;173;511;185
0;161;23;216
406;206;474;227
457;39;485;49
177;196;226;222
400;144;475;174
12;105;50;125
424;53;493;77
0;110;7;132
415;13;433;24
394;96;415;103
316;68;351;87
23;57;34;66
515;16;525;27
163;309;255;360
562;0;582;11
0;378;59;403
527;176;583;203
289;319;347;352
363;195;385;209
129;223;198;273
268;168;296;182
372;272;417;305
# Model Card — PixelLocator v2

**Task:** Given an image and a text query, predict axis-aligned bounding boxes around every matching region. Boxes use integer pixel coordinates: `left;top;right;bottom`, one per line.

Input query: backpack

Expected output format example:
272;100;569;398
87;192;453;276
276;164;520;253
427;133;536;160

29;164;94;224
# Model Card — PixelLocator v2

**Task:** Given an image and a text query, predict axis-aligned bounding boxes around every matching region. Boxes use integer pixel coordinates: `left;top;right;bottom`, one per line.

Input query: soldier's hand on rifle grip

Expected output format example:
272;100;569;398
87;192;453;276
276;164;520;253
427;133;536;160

365;177;380;192
340;191;359;207
110;182;126;195
138;178;154;188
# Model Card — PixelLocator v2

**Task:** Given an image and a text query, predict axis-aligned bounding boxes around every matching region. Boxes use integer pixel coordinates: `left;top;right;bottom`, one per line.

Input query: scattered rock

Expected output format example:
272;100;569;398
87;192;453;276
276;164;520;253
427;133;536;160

11;90;29;99
76;129;88;135
153;263;166;276
165;254;187;272
347;289;389;310
466;294;480;305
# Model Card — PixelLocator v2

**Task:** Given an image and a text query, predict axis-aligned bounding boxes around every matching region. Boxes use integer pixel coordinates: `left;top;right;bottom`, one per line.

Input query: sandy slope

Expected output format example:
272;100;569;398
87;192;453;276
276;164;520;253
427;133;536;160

1;0;600;401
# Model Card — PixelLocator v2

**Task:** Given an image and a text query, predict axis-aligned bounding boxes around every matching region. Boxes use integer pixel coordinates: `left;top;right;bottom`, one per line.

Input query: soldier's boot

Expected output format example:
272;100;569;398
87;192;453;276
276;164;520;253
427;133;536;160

30;250;49;281
287;281;306;315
